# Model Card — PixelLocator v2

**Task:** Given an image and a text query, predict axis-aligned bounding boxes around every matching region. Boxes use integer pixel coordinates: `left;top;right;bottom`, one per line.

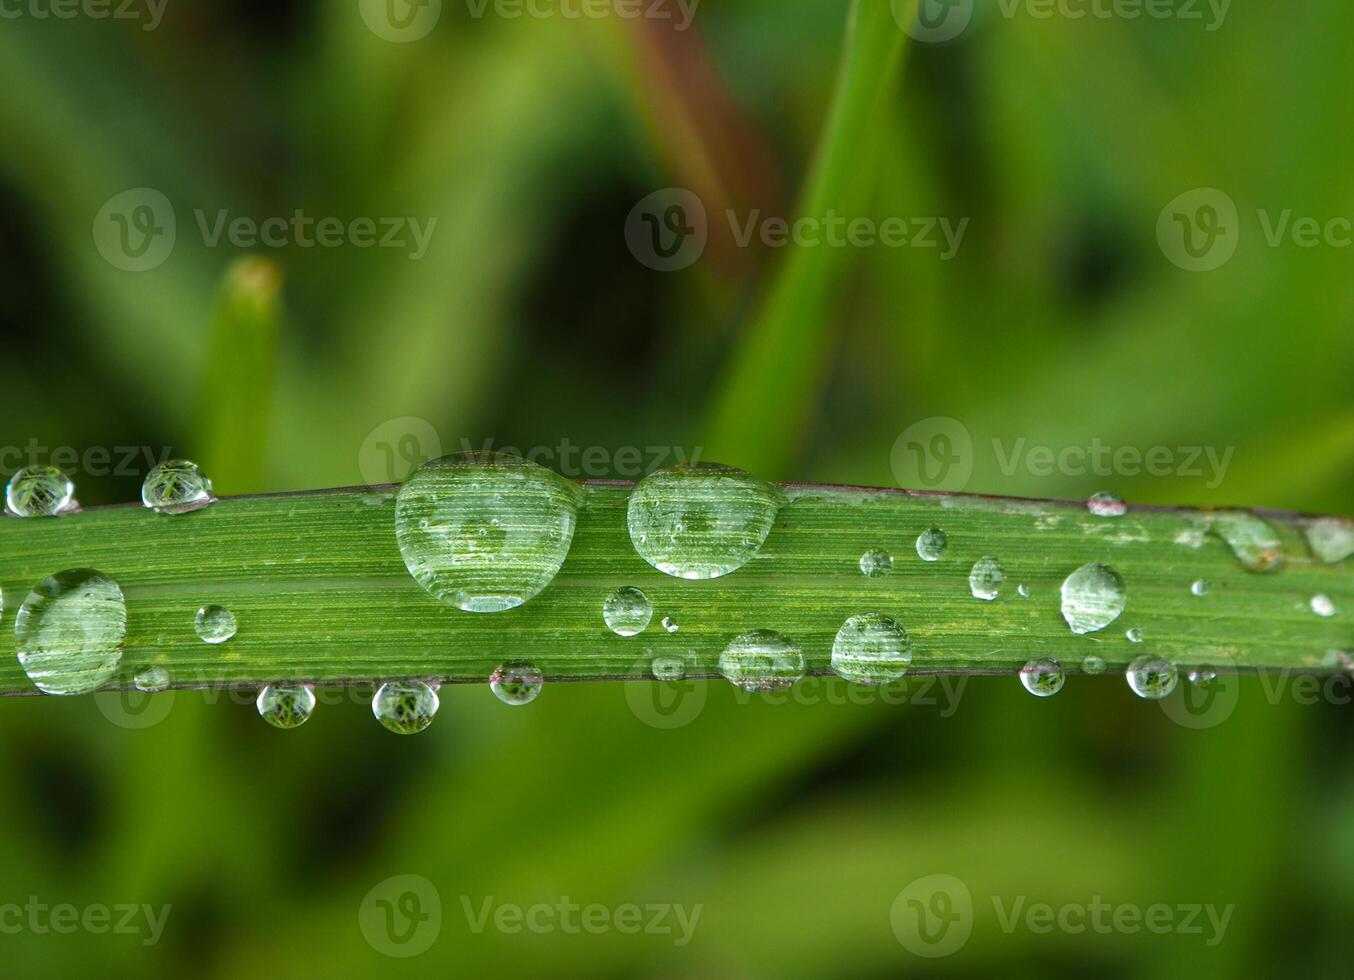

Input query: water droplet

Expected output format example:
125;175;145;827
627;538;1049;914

5;466;74;517
1187;667;1218;688
859;548;893;577
133;666;170;693
1311;594;1337;618
1086;491;1127;518
1082;655;1107;675
1126;656;1178;700
651;656;686;680
395;452;581;613
15;569;126;695
626;463;780;580
1017;584;1031;598
719;629;805;692
1206;511;1284;572
603;587;652;637
1126;627;1144;643
1020;659;1065;697
140;459;215;515
257;684;316;729
491;662;544;705
916;528;948;562
969;557;1005;601
831;613;912;685
661;616;679;633
1191;579;1210;597
1059;563;1127;634
1305;517;1354;564
372;681;439;734
195;605;237;644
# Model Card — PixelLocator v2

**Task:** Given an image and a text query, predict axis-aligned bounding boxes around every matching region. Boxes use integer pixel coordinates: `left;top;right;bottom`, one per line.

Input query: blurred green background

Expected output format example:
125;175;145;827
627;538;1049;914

1;0;1352;976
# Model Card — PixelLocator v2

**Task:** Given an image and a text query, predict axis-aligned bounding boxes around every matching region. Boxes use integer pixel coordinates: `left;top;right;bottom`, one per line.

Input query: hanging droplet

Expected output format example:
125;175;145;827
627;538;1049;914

719;629;804;693
5;465;75;517
915;528;948;562
395;452;581;612
140;460;215;515
1311;594;1337;618
1187;667;1218;688
1082;655;1107;675
830;613;912;685
1020;659;1065;697
15;569;126;695
652;656;686;681
859;548;893;578
195;605;237;644
257;684;316;729
490;662;543;706
1305;517;1354;564
1059;563;1127;634
1126;656;1178;700
626;463;781;580
603;587;652;637
969;557;1005;601
1206;511;1284;572
1086;491;1127;518
372;681;440;734
133;666;170;693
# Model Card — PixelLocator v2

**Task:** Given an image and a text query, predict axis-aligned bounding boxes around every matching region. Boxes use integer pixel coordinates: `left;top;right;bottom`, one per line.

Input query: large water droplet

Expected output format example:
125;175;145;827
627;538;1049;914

626;463;780;580
373;681;439;734
133;666;170;693
5;466;74;517
603;587;652;636
1126;656;1178;700
1086;491;1127;518
830;613;912;685
257;684;316;729
15;569;126;695
968;557;1005;601
396;452;581;613
719;629;804;692
1305;517;1354;564
1207;511;1284;572
859;548;893;577
1311;594;1337;618
141;459;215;515
490;662;543;706
915;528;947;562
1020;659;1065;697
195;605;237;644
1059;563;1126;634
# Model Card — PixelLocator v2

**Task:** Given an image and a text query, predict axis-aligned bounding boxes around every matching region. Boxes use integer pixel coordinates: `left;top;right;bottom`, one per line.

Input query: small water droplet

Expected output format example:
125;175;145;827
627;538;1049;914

1082;655;1107;675
831;613;911;685
859;548;893;577
257;684;316;729
1311;594;1337;618
719;629;804;692
133;665;170;693
15;569;126;695
395;452;581;613
916;528;948;562
1126;627;1144;643
195;605;237;644
1191;579;1210;596
969;557;1005;601
490;662;543;706
661;616;679;633
1126;656;1178;700
5;466;74;517
652;656;685;680
1207;511;1285;572
626;463;781;580
1020;659;1065;697
603;587;652;637
1059;563;1127;634
1187;667;1218;688
1305;517;1354;564
1017;583;1031;598
372;681;439;734
1086;491;1127;518
141;459;215;515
